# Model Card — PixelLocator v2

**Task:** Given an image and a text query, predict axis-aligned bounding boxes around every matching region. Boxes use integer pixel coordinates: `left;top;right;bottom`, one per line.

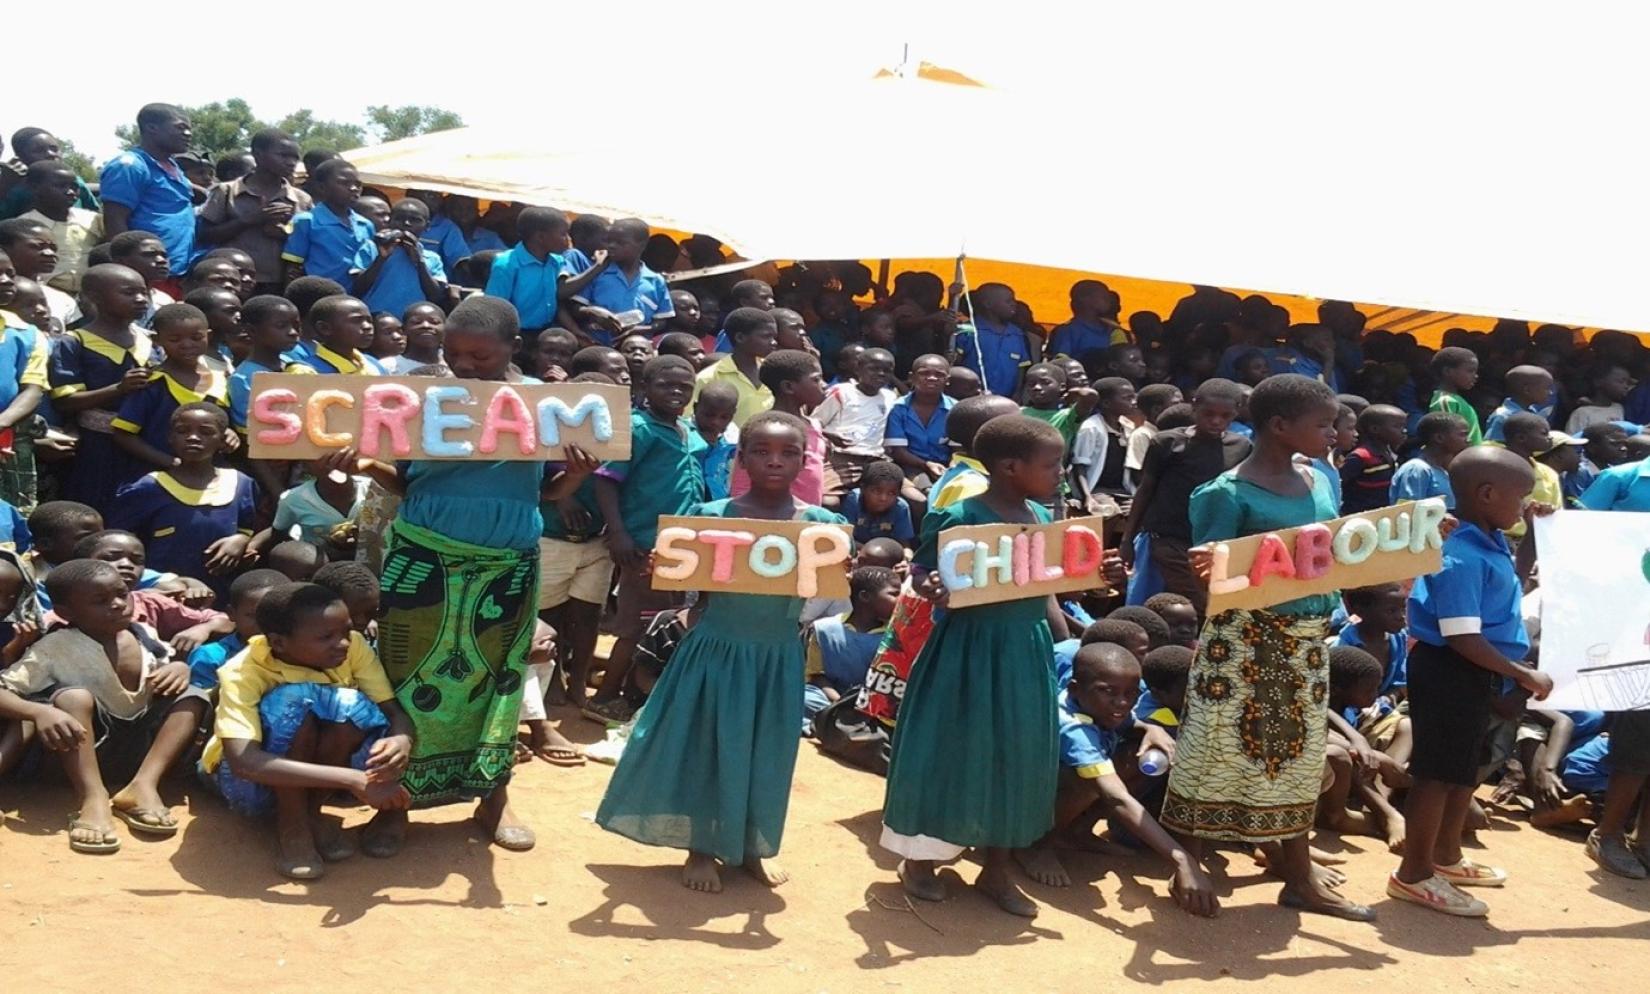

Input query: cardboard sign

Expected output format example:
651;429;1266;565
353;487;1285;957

937;515;1109;608
1204;498;1447;613
1534;511;1650;711
246;373;632;461
650;516;853;598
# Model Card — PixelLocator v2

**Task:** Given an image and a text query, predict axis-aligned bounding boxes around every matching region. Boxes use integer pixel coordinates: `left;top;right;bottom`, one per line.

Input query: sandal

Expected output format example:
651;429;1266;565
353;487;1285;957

535;744;586;768
1279;888;1377;922
113;805;179;838
581;699;634;725
67;813;121;855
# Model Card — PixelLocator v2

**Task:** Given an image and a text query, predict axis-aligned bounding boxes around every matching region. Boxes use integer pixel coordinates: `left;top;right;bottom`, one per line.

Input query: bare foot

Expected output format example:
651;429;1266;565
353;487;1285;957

311;813;356;862
1530;794;1592;829
899;859;947;902
1259;847;1347;887
744;856;789;888
682;852;722;892
1015;846;1071;887
1322;808;1373;837
277;821;325;879
1310;845;1348;866
1309;859;1349;890
362;808;407;858
975;862;1038;918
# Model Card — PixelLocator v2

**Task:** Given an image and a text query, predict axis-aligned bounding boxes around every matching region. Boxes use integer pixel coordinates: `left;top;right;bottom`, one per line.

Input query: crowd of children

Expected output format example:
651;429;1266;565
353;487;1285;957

1;108;1649;929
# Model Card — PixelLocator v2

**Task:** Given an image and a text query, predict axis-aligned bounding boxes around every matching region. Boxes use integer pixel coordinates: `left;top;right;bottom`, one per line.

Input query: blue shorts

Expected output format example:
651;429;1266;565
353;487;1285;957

200;682;389;817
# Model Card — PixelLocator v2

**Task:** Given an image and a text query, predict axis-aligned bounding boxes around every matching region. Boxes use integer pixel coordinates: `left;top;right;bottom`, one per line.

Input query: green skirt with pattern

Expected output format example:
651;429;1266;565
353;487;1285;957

377;519;538;806
1161;608;1331;843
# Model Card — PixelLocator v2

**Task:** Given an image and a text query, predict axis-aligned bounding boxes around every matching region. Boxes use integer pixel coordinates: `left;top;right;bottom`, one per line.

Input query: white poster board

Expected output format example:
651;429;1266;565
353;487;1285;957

1535;511;1650;711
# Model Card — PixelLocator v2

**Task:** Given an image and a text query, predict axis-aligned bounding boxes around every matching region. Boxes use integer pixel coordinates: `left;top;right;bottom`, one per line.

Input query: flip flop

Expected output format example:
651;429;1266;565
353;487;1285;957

535;745;586;767
581;699;633;725
113;805;178;838
67;814;121;855
1279;889;1377;922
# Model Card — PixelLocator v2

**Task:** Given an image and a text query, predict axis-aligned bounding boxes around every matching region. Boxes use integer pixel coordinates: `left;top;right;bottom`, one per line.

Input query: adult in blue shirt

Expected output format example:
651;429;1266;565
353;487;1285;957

100;103;197;278
1579;453;1650;512
1046;280;1124;361
957;283;1033;397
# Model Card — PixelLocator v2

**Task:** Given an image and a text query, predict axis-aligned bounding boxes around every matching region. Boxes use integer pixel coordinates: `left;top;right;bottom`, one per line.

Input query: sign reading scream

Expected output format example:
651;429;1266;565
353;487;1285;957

937;515;1109;608
1205;498;1448;613
246;373;632;461
650;516;854;598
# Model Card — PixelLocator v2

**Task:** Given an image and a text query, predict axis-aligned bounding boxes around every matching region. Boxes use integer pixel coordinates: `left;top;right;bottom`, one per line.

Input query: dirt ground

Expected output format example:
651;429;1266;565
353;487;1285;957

4;709;1647;993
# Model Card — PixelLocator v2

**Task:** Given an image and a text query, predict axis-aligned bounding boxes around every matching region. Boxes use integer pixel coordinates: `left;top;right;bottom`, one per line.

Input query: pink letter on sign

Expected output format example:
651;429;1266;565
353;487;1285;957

479;386;537;456
1012;532;1031;585
359;383;420;457
252;388;301;445
1293;523;1334;579
698;529;756;581
1061;526;1103;578
1029;530;1064;582
1247;533;1296;586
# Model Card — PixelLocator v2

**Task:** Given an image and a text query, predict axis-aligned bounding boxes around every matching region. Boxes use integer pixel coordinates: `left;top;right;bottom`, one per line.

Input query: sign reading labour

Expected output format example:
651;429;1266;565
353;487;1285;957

1203;498;1448;613
650;517;854;599
246;373;632;461
936;515;1109;608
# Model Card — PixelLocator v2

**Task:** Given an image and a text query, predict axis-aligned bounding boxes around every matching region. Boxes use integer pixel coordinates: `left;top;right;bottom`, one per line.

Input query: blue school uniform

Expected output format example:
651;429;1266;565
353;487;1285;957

227;357;280;432
1484;398;1554;442
420;215;471;272
1052;637;1079;688
687;425;738;500
1390;455;1455;509
883;393;953;466
0;499;30;553
285;344;385;376
1058;689;1123;779
574;263;674;341
1134;686;1180;730
1266;347;1340;392
108;469;257;599
48;328;153;508
1330;622;1409;724
282;204;376;284
1047;319;1117;361
809;615;884;695
351;242;446;317
956;318;1032;397
111;367;230;475
465;226;508;255
561;247;593;275
484;244;564;331
1407;522;1527;661
98;150;195;275
1579;456;1650;512
840;489;915;545
186;631;246;690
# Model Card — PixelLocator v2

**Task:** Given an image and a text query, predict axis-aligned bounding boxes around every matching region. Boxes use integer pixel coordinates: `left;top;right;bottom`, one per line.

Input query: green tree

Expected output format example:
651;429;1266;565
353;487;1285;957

272;110;368;154
365;105;465;143
58;139;98;182
114;98;261;158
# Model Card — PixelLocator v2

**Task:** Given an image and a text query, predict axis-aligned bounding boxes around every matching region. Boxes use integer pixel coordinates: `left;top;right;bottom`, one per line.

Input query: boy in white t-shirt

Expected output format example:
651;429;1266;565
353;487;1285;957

816;347;898;501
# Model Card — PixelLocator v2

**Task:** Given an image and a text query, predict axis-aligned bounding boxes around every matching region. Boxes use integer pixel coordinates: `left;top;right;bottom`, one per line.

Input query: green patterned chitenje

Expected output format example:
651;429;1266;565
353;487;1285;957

377;519;538;806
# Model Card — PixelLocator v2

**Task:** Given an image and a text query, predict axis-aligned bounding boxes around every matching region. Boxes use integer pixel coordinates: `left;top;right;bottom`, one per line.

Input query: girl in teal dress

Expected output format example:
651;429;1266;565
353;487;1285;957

881;414;1068;919
596;410;848;894
1159;373;1375;922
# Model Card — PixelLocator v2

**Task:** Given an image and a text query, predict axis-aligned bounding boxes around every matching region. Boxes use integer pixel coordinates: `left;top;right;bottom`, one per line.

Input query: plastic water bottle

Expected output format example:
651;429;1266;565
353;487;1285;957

1138;748;1169;777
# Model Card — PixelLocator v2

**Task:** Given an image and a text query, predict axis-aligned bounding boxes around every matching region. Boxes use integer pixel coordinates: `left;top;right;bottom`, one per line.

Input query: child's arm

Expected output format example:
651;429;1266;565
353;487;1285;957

1;622;40;666
1118;440;1164;567
1447;633;1550;698
54;366;151;413
411;243;444;304
542;445;600;501
0;385;42;436
319;448;403;496
1326;708;1376;772
1086;771;1219;916
350;238;396;297
1526;709;1573;809
221;737;410;808
362;699;416;784
593;475;643;565
557;256;608;299
1065;386;1099;421
111;427;176;471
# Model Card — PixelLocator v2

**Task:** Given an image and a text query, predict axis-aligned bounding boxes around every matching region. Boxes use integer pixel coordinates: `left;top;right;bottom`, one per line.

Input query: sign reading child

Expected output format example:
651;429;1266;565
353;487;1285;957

244;373;632;461
935;515;1109;608
1202;497;1448;612
651;516;854;599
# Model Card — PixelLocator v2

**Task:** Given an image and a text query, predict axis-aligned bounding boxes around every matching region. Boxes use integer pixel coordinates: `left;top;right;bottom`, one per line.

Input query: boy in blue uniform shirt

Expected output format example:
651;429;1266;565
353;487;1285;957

284;294;383;375
281;159;373;285
803;565;898;725
1391;412;1469;510
1017;642;1217;915
688;380;739;500
351;198;445;318
1484;365;1556;442
1046;280;1124;361
1391;446;1553;917
407;190;471;272
1134;644;1191;731
840;460;915;547
99;104;196;280
957;283;1032;398
484;207;569;334
569;218;674;345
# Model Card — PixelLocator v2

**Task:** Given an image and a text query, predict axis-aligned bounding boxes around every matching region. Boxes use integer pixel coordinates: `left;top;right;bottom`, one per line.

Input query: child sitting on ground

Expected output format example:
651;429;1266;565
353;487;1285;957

1142;592;1199;649
1321;645;1410;854
111;404;256;601
840;460;915;548
266;539;326;582
1136;644;1192;730
73;529;230;654
1015;642;1217;916
1391;412;1470;510
0;559;183;853
312;560;381;637
200;582;413;878
109;568;288;837
1053;618;1152;708
803;566;899;725
1392;445;1553;916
